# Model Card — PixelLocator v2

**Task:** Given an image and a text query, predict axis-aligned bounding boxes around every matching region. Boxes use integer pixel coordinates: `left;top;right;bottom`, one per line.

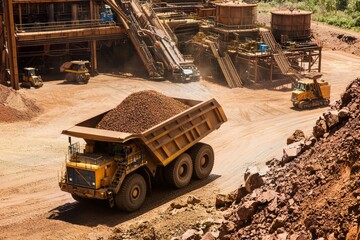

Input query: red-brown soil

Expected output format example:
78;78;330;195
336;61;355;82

96;90;189;133
0;85;41;122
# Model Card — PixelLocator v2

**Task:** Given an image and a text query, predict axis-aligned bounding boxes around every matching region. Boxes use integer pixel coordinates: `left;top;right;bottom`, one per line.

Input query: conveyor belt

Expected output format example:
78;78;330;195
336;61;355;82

209;41;243;88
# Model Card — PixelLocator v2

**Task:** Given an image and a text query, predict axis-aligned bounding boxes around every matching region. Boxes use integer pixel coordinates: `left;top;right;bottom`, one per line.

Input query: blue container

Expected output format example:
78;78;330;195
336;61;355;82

259;44;268;53
107;13;114;22
100;12;107;23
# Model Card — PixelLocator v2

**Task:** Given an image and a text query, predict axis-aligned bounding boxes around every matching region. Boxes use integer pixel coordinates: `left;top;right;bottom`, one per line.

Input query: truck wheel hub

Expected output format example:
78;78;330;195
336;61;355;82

132;187;139;198
179;165;186;176
200;156;206;166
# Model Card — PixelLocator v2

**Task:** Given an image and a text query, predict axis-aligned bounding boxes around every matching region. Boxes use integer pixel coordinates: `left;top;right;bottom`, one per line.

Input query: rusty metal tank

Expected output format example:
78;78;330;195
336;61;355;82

215;2;257;28
271;9;312;41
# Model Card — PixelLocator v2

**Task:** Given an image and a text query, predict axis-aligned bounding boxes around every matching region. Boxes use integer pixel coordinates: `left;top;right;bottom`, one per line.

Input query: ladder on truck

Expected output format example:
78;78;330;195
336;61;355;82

209;41;243;88
260;29;301;81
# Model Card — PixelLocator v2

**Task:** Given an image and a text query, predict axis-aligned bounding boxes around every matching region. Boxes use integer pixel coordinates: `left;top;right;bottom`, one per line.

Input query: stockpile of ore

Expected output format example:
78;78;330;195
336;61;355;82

0;84;41;122
217;78;360;240
96;90;189;133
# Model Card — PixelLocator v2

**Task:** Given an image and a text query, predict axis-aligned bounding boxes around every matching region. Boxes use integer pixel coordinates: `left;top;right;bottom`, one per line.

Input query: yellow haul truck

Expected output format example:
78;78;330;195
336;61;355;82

59;98;227;212
291;73;331;109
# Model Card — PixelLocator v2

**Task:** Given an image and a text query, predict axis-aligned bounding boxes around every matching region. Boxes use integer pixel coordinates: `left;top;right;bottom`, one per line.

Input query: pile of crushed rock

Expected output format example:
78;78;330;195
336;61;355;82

0;84;41;122
96;90;189;133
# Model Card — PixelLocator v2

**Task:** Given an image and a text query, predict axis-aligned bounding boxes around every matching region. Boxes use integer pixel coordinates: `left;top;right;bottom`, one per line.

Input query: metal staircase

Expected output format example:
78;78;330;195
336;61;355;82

209;41;243;88
108;160;127;207
104;0;163;78
260;28;301;80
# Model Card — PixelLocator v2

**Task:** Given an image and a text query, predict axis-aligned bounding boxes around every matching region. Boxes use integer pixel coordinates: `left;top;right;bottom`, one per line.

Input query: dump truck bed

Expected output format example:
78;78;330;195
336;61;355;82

62;98;227;166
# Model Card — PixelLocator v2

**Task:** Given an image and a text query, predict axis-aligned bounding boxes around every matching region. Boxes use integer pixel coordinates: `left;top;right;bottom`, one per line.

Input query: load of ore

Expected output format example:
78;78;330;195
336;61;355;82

96;90;189;133
216;78;360;240
0;84;41;122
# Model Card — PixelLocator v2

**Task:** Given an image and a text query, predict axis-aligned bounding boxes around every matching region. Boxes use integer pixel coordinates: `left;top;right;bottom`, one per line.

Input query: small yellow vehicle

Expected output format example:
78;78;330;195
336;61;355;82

60;60;91;84
291;73;331;109
21;67;43;88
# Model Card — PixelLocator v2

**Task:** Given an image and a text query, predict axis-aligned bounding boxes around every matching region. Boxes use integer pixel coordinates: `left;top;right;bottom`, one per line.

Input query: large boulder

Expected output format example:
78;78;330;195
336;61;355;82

215;194;234;209
282;141;304;163
236;200;259;222
244;166;264;193
287;129;305;145
181;229;202;240
323;110;339;128
313;117;327;138
245;172;264;193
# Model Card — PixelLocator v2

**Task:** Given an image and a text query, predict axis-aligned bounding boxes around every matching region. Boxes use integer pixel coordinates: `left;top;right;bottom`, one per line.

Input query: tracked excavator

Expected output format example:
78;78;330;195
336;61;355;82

291;73;331;109
103;0;199;82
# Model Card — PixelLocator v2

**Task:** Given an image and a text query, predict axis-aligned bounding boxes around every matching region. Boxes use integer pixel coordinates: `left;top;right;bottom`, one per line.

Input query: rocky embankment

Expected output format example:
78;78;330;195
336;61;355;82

216;78;360;240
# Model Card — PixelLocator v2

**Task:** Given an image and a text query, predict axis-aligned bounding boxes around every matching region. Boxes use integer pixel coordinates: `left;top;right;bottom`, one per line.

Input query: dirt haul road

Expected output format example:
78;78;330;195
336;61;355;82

0;50;359;239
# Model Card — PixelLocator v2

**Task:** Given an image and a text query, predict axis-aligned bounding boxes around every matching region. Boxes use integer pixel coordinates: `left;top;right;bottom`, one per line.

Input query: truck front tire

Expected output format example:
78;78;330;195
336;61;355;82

165;153;193;188
189;143;214;179
71;194;91;204
115;173;147;212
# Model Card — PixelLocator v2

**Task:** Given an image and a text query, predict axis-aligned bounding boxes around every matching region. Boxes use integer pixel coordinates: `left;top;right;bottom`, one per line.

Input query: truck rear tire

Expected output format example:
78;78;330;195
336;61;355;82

165;153;193;188
189;143;214;179
115;173;147;212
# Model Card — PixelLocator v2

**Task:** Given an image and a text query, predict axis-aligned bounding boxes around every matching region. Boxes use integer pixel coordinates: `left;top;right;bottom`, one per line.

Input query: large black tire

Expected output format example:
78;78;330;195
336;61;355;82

20;82;31;89
164;153;193;188
189;143;214;179
115;173;147;212
65;73;73;82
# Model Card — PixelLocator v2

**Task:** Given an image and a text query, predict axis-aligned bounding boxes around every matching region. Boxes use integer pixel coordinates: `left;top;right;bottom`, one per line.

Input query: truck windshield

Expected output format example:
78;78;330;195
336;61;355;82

297;83;306;91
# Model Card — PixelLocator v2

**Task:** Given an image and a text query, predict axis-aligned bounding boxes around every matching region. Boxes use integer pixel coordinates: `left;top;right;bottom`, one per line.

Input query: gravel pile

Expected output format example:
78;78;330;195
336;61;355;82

96;90;189;133
0;85;41;122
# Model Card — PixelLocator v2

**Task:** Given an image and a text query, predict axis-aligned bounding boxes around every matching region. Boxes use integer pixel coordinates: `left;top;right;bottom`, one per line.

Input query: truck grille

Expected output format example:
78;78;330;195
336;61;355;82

67;167;96;189
291;93;298;101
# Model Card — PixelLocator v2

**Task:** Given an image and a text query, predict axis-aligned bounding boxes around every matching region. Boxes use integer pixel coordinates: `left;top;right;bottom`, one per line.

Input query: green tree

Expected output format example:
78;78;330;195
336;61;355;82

336;0;348;10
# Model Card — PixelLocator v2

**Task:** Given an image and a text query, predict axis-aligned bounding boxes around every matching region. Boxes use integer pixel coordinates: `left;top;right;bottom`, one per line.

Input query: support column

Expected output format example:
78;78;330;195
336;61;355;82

90;40;97;75
318;48;322;72
270;56;273;81
48;3;55;23
90;0;94;20
0;14;6;85
18;4;22;30
71;4;78;24
4;0;19;90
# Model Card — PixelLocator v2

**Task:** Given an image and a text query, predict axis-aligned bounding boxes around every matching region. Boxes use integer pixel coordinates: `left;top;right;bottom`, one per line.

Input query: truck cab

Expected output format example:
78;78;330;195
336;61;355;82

60;139;148;200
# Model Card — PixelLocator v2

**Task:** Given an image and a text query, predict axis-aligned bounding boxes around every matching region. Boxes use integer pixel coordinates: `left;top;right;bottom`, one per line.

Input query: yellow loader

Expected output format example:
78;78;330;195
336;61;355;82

20;67;43;88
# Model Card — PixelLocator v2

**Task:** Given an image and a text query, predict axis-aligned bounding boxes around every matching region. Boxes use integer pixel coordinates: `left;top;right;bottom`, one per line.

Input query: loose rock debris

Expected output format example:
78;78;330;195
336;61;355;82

216;78;360;240
96;90;189;133
0;84;41;122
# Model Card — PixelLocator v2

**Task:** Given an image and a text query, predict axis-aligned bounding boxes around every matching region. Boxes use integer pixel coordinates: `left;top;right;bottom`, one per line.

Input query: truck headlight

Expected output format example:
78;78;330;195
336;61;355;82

92;182;95;186
69;177;73;182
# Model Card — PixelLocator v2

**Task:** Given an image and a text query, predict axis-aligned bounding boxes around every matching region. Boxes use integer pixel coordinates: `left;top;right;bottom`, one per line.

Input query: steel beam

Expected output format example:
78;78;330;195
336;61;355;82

4;0;19;90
